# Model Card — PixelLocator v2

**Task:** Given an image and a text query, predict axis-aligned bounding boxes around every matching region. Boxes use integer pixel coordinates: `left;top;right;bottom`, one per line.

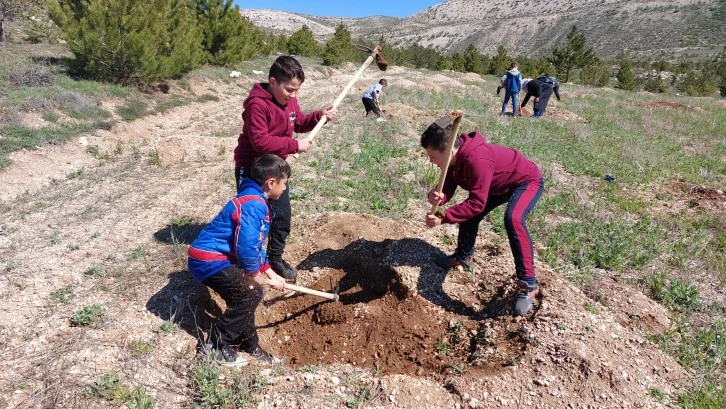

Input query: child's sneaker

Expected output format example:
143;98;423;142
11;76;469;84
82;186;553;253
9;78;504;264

249;346;282;365
434;254;474;272
200;343;244;365
514;280;539;316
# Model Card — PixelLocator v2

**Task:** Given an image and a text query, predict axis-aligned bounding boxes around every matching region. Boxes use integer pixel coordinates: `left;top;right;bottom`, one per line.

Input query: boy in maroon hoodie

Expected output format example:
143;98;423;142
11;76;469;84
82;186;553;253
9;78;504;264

421;116;544;315
234;56;337;280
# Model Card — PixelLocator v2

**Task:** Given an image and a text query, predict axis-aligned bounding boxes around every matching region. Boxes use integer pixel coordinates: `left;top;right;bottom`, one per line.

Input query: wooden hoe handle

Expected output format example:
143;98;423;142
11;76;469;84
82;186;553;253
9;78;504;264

307;45;383;141
430;110;464;214
265;280;339;301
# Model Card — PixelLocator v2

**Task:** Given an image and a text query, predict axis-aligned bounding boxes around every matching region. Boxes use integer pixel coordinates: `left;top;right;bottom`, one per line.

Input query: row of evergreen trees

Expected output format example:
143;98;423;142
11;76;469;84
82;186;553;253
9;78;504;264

12;0;725;95
47;0;272;84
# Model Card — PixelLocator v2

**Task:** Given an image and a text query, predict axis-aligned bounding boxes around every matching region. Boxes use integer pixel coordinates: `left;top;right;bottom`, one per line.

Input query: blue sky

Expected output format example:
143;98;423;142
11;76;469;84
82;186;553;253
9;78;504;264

233;1;443;18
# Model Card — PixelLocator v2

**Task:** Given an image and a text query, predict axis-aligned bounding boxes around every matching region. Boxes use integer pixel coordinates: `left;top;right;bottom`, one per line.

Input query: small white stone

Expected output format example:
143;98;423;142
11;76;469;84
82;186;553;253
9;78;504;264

330;376;340;385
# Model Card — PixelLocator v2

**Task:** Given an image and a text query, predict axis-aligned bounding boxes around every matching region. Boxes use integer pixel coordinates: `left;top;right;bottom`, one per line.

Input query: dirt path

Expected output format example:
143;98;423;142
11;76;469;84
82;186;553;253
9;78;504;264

0;68;687;408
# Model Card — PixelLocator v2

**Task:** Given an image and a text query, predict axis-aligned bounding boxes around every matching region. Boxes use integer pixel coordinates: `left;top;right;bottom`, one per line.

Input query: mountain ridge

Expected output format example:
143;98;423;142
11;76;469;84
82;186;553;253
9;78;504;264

242;0;726;60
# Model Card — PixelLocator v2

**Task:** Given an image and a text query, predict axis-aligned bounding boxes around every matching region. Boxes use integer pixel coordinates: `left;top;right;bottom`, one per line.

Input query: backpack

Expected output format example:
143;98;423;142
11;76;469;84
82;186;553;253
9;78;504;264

537;75;557;86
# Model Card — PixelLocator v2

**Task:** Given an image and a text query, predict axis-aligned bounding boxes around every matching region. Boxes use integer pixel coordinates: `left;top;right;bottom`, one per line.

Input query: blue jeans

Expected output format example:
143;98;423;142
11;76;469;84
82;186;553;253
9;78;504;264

501;90;519;115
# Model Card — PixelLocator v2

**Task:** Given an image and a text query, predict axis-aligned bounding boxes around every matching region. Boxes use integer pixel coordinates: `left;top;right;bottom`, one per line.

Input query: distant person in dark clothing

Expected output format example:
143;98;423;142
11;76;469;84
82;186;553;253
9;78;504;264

521;76;560;117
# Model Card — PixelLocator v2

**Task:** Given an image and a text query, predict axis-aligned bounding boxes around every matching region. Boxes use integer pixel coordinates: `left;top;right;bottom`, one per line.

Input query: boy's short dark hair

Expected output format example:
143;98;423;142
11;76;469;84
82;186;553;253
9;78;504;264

420;115;462;151
269;56;305;84
250;154;292;185
379;79;388;86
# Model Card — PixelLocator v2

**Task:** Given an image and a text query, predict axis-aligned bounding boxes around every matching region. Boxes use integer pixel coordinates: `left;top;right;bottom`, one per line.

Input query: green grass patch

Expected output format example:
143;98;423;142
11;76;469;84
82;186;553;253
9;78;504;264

70;304;105;326
189;357;268;408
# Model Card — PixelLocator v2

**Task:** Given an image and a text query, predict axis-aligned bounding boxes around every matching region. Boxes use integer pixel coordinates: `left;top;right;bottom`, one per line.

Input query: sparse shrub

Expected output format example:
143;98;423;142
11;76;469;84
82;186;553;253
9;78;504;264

116;100;148;121
70;304;105;326
664;279;701;312
643;75;667;93
190;357;267;407
148;149;162;166
50;284;72;304
644;271;667;301
10;63;53;87
129;339;155;357
154;320;178;335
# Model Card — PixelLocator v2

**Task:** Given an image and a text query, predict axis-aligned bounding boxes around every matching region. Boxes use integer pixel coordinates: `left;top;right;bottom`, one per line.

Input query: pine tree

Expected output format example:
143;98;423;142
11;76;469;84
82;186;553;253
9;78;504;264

193;0;265;66
287;25;320;57
489;45;511;75
616;60;637;91
50;0;203;84
549;25;595;83
451;53;465;72
322;23;354;66
463;44;485;74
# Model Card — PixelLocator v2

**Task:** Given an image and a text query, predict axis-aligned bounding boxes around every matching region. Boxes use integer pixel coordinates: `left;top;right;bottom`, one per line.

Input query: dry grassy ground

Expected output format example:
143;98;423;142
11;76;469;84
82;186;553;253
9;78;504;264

0;57;722;408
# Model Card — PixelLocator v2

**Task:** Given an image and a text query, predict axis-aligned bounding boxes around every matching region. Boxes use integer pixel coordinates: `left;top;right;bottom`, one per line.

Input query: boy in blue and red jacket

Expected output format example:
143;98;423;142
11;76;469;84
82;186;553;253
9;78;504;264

234;56;337;281
421;116;544;315
189;154;288;364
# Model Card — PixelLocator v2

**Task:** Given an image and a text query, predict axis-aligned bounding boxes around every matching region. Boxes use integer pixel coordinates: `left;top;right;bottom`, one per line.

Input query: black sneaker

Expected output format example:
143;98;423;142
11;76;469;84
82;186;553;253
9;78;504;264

200;343;240;364
433;253;474;272
269;258;297;280
249;346;282;364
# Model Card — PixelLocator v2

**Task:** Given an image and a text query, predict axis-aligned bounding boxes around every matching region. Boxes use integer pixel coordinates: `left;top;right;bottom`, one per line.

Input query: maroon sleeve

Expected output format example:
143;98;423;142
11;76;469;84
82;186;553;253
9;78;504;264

442;159;492;224
244;101;299;155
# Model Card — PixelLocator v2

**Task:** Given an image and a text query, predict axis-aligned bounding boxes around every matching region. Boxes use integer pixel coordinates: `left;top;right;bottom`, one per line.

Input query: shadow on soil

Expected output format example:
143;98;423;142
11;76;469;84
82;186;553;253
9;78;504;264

153;223;206;245
296;237;499;319
145;269;211;344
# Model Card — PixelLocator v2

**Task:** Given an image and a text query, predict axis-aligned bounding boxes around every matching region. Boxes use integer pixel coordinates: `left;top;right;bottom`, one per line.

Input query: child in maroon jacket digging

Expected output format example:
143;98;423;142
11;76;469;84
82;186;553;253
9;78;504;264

421;115;544;315
233;56;337;281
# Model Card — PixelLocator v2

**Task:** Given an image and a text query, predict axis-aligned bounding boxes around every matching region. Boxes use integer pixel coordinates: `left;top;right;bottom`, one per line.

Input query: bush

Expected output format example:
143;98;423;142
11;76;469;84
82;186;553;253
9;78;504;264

194;0;268;66
50;0;204;84
643;76;667;93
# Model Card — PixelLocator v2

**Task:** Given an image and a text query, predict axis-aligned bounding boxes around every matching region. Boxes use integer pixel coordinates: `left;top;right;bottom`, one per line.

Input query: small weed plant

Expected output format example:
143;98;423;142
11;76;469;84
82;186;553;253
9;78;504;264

70;304;105;326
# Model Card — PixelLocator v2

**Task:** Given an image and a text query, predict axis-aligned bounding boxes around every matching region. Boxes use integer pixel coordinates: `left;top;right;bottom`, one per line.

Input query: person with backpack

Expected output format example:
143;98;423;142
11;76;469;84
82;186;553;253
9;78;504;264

501;63;522;116
536;74;561;102
521;74;561;117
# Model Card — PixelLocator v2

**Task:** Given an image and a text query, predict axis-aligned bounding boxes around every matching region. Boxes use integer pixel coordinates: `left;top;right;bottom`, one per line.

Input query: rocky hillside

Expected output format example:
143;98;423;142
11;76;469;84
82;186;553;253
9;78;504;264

241;0;726;59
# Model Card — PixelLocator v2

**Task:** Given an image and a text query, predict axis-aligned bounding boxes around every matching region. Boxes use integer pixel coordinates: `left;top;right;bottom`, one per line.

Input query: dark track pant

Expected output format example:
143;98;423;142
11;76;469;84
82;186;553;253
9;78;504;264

202;266;263;351
236;167;290;258
362;97;381;117
455;178;544;281
534;88;554;117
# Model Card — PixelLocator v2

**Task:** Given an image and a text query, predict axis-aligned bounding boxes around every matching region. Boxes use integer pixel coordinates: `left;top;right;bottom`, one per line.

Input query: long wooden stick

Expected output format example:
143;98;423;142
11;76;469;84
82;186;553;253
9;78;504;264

430;110;464;214
265;280;339;301
307;45;382;141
